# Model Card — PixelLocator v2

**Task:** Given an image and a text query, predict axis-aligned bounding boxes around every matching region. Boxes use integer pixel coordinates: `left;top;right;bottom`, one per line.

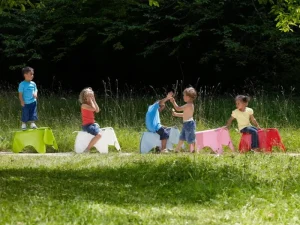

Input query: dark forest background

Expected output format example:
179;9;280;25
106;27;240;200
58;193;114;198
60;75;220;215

1;0;300;93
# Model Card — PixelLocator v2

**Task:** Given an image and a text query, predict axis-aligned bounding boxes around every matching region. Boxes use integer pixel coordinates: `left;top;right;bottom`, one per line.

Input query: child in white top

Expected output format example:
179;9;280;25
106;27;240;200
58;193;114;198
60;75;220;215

225;95;261;151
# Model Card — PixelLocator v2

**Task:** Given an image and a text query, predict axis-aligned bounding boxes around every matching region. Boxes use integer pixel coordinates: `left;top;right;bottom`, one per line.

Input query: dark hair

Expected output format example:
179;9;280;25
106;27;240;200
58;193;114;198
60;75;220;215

22;67;34;75
235;95;250;103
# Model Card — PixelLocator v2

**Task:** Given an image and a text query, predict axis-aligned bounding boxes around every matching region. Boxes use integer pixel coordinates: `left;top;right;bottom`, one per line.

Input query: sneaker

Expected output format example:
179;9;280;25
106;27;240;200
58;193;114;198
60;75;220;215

251;148;262;153
21;123;27;130
160;149;169;154
30;123;37;129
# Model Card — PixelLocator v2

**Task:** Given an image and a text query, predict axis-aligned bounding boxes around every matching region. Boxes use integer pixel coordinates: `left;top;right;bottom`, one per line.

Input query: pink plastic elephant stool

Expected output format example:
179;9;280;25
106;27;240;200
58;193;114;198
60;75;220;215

195;127;234;154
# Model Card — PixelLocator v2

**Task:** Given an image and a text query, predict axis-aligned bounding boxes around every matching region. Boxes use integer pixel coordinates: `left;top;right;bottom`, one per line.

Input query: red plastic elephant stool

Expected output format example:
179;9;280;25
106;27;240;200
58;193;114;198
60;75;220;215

258;128;286;153
238;128;285;153
238;133;252;153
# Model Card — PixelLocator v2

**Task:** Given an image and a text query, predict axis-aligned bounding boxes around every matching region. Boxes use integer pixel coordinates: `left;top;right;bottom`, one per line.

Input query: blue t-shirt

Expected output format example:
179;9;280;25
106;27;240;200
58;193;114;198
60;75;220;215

18;81;37;104
146;101;162;132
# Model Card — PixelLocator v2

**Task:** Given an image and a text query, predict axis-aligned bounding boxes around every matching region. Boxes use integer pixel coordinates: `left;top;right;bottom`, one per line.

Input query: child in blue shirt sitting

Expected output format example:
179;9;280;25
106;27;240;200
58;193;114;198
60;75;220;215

145;91;173;153
18;67;38;130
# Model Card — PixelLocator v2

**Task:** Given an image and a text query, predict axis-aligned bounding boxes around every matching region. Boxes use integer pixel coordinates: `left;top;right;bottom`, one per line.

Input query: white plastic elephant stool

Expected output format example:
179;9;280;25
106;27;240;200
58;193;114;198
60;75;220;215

140;127;180;153
74;127;121;153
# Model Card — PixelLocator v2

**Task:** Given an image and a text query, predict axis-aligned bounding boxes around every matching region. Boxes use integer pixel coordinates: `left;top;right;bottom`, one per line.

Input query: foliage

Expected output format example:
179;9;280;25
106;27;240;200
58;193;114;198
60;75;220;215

2;0;299;33
102;0;300;85
150;0;300;32
0;0;43;12
1;0;300;87
259;0;300;32
149;0;159;7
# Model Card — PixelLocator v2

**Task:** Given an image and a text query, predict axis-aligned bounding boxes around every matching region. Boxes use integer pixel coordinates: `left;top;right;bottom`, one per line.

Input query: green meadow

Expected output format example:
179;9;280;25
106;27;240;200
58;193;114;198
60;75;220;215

1;86;300;224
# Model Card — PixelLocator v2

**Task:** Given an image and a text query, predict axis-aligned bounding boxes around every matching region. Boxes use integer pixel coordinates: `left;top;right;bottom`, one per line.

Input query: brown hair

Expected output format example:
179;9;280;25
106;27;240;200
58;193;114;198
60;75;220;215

79;87;93;104
22;67;34;75
235;95;250;103
183;87;197;100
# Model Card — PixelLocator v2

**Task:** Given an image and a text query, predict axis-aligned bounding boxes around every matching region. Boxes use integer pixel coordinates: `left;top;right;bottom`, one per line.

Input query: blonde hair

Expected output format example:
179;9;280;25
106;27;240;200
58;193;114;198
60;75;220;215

79;87;93;104
183;87;197;100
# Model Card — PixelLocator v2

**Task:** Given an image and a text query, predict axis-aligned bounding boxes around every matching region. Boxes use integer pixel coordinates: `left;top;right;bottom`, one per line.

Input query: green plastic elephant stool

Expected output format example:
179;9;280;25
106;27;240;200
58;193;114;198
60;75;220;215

12;127;58;153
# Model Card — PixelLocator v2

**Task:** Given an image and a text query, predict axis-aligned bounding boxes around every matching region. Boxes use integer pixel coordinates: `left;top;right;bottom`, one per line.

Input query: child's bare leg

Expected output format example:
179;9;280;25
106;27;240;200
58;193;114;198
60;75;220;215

86;133;101;151
161;139;167;150
190;142;196;153
175;140;184;153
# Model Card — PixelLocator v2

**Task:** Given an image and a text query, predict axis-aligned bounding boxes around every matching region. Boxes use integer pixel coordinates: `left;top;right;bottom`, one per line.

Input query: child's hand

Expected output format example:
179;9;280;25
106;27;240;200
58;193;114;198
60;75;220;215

33;93;38;99
167;91;174;99
20;101;25;107
170;97;175;103
87;95;93;102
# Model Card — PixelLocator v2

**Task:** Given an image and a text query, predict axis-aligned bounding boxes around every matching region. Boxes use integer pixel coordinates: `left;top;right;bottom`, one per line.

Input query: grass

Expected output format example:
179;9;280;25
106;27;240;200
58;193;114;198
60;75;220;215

0;83;300;152
1;84;300;224
1;154;300;224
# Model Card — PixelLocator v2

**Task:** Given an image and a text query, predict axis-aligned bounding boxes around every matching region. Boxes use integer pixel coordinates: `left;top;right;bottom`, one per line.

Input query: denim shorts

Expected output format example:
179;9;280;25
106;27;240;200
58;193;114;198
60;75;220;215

21;101;38;123
180;120;196;144
82;123;100;136
156;127;170;140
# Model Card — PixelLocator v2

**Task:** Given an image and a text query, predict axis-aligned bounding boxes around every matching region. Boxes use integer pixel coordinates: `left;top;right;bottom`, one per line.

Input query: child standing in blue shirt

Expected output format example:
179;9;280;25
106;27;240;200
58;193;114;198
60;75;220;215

18;67;38;130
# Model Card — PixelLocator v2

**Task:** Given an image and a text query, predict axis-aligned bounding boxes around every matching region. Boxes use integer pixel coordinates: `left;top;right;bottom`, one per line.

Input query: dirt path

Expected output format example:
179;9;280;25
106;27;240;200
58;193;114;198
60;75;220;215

1;152;300;156
0;152;133;156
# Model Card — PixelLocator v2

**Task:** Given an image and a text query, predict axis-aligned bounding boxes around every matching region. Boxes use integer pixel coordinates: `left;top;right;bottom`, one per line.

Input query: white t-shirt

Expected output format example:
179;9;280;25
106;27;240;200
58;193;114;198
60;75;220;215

231;107;253;131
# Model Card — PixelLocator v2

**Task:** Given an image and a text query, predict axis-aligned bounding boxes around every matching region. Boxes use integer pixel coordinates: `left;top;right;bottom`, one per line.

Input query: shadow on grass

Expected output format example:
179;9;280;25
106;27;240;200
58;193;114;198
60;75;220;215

0;156;290;207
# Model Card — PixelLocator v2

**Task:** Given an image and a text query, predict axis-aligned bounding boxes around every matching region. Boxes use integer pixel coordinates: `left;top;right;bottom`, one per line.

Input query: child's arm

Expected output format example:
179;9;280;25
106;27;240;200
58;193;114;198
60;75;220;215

33;83;38;99
18;93;24;106
170;98;186;112
225;116;235;129
158;92;173;112
91;94;100;113
250;115;261;129
158;92;173;104
18;83;25;106
172;109;183;117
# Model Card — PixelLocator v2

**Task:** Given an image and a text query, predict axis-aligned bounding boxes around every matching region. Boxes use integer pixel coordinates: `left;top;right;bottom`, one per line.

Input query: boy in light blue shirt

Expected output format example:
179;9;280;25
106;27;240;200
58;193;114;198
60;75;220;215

18;67;38;130
145;91;173;153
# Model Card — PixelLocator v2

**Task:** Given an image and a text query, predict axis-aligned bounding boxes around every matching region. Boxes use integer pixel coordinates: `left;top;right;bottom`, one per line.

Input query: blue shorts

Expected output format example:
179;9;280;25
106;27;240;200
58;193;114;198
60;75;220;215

82;123;101;136
180;120;196;144
156;127;170;140
21;101;38;123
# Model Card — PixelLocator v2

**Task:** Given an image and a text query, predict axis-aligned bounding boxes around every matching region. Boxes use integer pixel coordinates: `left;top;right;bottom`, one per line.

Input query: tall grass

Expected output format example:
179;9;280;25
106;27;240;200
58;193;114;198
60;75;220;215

0;80;299;152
